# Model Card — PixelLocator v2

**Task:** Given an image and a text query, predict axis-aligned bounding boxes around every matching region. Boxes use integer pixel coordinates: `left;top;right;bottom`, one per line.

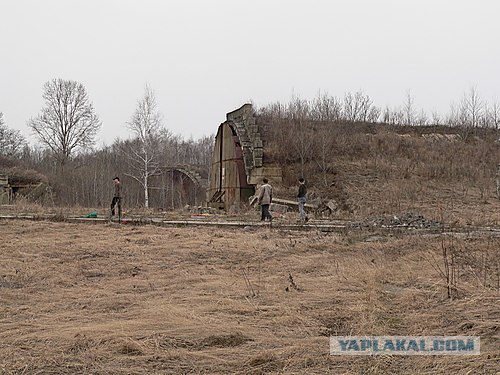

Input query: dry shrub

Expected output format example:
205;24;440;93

3;195;45;213
66;333;99;354
117;339;144;356
429;235;500;299
245;352;283;373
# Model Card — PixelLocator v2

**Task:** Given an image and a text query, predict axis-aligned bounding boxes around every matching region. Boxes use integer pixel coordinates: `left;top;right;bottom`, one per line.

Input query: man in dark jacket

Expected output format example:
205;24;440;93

297;177;308;222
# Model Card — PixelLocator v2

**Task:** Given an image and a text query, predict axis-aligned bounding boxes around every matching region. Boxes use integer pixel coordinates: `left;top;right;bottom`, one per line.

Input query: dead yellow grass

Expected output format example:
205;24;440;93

0;219;498;374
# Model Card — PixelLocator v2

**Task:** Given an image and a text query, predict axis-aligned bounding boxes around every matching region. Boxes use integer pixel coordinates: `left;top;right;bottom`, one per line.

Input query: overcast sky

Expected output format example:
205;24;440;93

1;0;499;147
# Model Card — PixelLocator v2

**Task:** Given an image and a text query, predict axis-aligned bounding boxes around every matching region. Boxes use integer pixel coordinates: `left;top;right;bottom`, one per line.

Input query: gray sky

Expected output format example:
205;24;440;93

1;0;499;147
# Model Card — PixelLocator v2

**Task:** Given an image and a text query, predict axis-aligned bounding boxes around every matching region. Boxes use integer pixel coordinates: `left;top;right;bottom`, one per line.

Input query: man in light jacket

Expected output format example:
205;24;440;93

110;176;122;222
258;178;273;221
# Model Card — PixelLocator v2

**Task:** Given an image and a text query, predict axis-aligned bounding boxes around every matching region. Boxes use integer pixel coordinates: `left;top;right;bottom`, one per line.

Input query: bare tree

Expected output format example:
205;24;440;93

314;124;336;187
449;87;486;140
431;111;442;126
465;87;485;130
288;96;315;175
311;93;342;122
367;106;381;123
343;92;360;122
123;84;164;208
486;102;500;129
343;91;377;122
0;112;26;157
446;102;461;127
382;106;393;124
28;79;101;165
403;90;416;126
311;95;338;186
416;109;428;126
383;106;405;126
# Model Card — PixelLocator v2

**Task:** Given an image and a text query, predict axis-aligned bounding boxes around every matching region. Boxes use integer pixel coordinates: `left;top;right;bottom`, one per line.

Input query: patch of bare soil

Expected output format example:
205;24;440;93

0;220;498;374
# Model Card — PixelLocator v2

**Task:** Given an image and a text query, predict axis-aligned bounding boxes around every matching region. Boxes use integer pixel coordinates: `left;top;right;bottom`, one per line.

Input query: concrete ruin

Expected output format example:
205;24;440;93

207;104;282;210
163;165;208;207
0;174;52;205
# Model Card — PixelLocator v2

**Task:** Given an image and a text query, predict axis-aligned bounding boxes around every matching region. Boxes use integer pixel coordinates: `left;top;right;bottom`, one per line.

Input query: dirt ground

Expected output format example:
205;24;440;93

0;219;498;374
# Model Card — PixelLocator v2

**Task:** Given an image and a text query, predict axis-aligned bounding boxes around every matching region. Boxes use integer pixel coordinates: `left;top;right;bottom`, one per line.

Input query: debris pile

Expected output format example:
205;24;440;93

350;211;442;230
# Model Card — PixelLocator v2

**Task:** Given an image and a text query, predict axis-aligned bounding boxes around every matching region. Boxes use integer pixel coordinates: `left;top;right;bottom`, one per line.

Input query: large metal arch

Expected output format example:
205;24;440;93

163;166;207;188
224;120;254;180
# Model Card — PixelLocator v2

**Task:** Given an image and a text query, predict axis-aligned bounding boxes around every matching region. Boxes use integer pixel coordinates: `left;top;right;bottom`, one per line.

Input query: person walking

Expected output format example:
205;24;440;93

297;177;308;223
110;176;122;222
258;178;273;222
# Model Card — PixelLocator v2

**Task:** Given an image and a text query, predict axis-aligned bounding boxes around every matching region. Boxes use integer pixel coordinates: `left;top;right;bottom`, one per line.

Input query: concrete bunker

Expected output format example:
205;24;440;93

0;174;52;205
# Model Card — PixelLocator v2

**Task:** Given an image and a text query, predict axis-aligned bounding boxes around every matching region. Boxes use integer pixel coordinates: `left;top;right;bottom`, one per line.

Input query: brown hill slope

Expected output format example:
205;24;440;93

259;117;500;227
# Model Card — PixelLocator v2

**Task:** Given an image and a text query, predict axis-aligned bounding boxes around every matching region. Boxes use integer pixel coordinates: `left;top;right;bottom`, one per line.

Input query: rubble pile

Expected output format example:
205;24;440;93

350;211;442;230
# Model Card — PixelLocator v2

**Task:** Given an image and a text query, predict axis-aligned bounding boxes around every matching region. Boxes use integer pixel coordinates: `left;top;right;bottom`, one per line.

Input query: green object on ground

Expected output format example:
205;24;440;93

85;211;98;218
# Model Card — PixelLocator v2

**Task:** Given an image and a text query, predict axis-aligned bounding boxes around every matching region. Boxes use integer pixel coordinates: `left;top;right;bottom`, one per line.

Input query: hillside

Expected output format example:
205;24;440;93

260;116;500;227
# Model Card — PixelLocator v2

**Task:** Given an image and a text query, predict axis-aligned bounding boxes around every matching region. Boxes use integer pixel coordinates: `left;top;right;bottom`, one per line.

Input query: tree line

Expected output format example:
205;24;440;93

0;78;499;208
259;88;500;131
258;90;500;190
0;79;212;209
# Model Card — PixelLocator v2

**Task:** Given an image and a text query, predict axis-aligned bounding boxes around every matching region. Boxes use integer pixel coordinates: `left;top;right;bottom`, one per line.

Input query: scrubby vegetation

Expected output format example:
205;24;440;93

2;91;500;225
257;96;500;226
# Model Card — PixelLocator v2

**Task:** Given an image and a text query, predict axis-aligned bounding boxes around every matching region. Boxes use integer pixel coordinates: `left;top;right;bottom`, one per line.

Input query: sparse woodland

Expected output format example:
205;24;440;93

259;92;500;224
1;83;500;218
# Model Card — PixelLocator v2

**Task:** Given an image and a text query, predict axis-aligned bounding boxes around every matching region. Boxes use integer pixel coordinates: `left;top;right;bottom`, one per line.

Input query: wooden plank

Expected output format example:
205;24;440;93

272;197;318;209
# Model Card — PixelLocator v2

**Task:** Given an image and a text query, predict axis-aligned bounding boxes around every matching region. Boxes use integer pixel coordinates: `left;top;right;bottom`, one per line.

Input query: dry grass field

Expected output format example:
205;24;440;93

0;219;498;374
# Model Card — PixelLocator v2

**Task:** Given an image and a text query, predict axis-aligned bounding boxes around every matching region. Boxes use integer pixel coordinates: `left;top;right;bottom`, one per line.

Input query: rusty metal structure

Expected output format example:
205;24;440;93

208;104;282;210
163;165;208;207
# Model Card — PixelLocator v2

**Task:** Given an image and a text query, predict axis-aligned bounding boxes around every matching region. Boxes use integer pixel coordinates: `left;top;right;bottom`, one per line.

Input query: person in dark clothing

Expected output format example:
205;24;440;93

258;178;273;221
297;177;308;223
110;177;122;222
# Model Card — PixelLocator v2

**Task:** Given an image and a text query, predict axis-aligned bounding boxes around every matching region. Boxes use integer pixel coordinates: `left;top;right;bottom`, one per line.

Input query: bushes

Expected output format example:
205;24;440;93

258;100;500;218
